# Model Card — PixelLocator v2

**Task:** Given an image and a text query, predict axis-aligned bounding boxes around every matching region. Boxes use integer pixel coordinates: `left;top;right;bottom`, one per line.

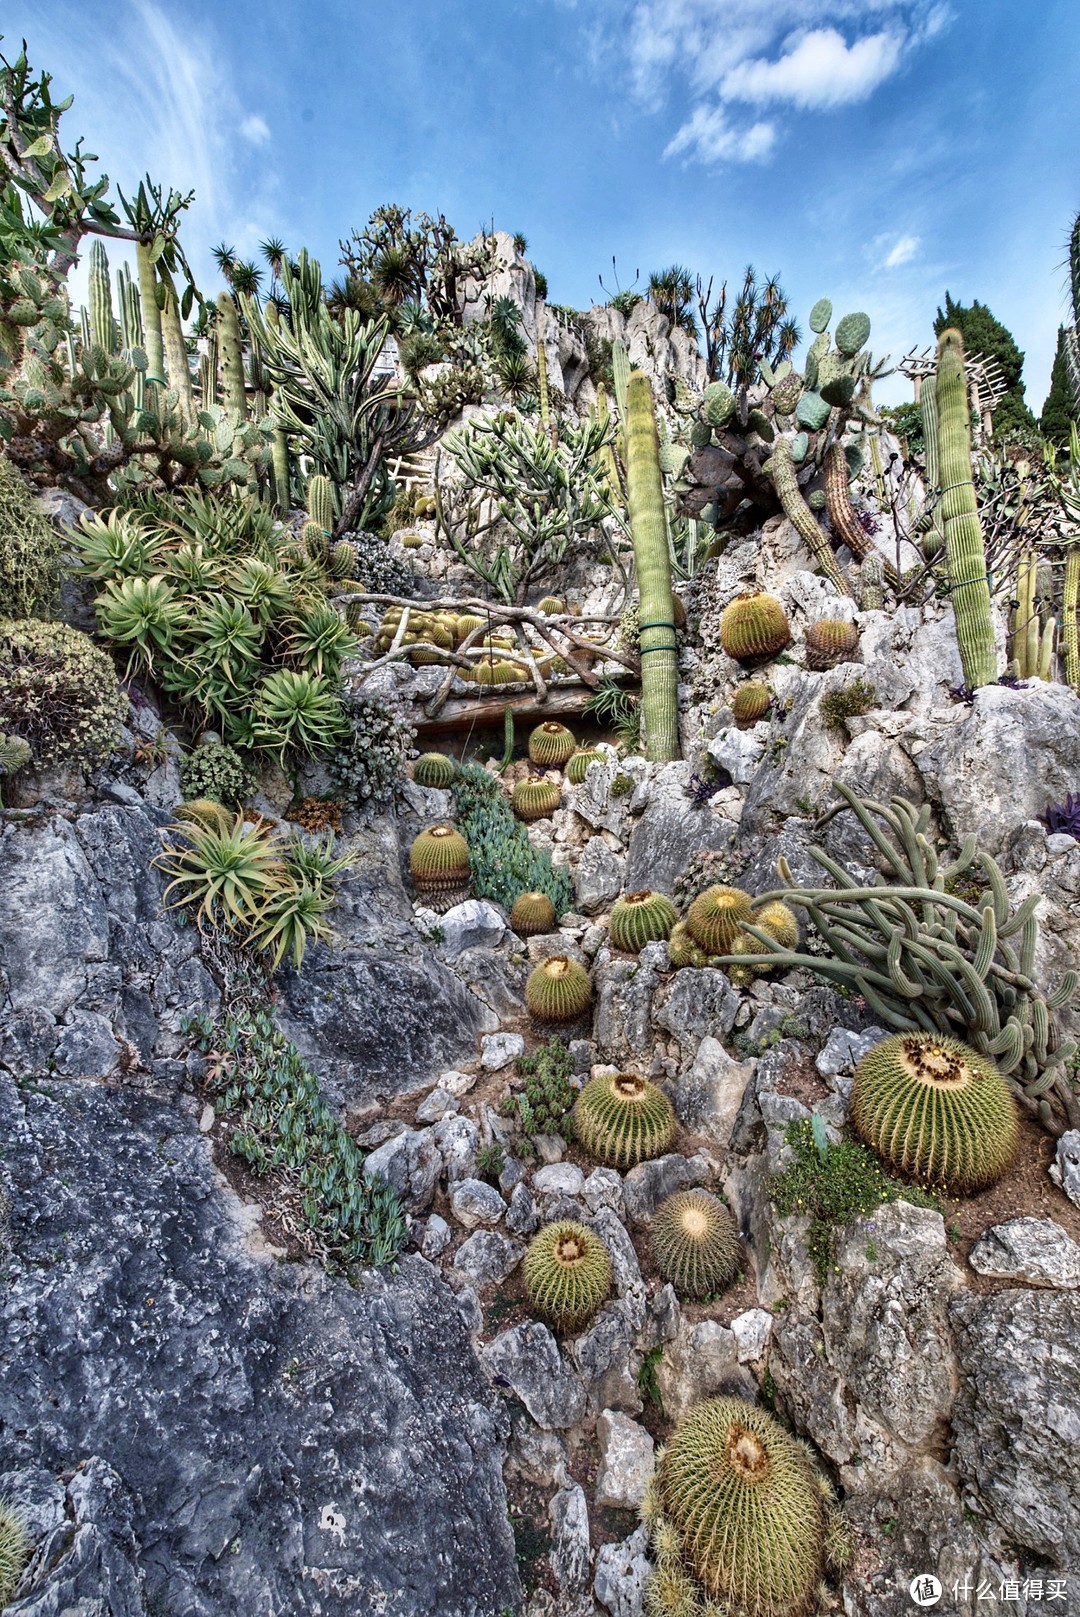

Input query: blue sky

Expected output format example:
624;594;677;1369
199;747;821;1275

9;0;1080;409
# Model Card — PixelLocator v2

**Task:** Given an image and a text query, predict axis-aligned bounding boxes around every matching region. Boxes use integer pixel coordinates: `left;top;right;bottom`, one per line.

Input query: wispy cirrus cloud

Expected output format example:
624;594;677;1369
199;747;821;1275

882;232;921;268
617;1;952;165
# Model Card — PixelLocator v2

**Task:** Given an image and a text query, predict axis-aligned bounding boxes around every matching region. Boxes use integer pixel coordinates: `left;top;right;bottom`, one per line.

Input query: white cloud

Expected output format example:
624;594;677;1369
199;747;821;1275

240;114;271;145
882;232;921;268
721;26;904;109
617;1;950;164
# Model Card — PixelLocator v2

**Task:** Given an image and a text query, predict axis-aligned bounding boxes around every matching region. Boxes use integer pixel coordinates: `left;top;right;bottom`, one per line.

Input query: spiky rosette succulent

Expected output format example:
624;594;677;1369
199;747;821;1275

650;1189;741;1299
512;777;562;821
528;721;577;767
852;1033;1019;1192
687;884;754;955
523;1219;612;1334
667;920;708;970
409;824;471;892
719;593;791;662
413;752;456;789
511;890;557;936
566;747;604;785
526;955;593;1022
805;618;859;670
609;890;678;953
173;798;235;836
753;900;800;950
573;1071;676;1169
731;683;771;727
655;1397;828;1617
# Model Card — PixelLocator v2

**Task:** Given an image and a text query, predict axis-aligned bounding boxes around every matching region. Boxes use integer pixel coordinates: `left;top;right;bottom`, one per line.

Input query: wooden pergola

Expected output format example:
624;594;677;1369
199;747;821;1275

898;346;1008;440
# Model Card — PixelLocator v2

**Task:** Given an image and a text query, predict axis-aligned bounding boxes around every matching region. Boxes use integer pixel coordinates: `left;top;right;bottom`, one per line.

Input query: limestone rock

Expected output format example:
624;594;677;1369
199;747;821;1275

448;1177;507;1229
951;1287;1080;1567
569;1303;641;1415
415;1086;459;1123
968;1217;1080;1289
671;1035;755;1146
533;1162;585;1199
730;1307;773;1363
482;1321;587;1430
621;1153;709;1225
593;1526;651;1617
548;1480;592;1595
653;1317;755;1423
624;762;739;894
593;945;666;1064
438;899;507;957
480;1030;525;1070
453;1230;523;1287
594;1411;655;1510
652;967;740;1056
1050;1130;1080;1209
575;837;626;914
363;1126;441;1213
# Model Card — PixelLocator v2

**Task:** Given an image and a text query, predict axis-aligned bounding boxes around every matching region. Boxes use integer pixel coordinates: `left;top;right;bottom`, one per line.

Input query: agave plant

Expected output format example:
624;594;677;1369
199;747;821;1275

246;879;336;969
253;669;347;757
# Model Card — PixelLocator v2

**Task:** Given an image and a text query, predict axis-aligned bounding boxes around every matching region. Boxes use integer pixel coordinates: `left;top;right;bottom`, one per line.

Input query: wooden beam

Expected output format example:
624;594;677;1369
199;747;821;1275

414;677;638;739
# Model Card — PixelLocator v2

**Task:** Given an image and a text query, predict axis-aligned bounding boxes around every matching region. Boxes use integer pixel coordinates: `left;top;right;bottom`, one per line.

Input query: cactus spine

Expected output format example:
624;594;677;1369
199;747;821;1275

625;371;680;761
770;438;853;597
88;239;116;354
1064;544;1080;689
936;330;997;687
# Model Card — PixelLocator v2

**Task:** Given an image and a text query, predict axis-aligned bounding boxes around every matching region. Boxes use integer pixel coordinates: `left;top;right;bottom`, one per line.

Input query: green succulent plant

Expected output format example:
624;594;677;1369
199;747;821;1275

718;592;791;661
180;740;251;807
566;747;604;784
525;955;593;1022
650;1189;741;1299
528;720;577;767
667;920;709;969
804;618;859;670
523;1219;612;1334
409;824;470;892
852;1032;1019;1193
510;890;557;936
701;380;735;427
0;452;61;618
573;1071;676;1169
512;776;562;821
253;668;346;758
413;751;457;789
835;311;871;357
0;617;125;771
686;884;754;955
609;890;678;953
731;682;771;726
653;1397;828;1617
752;900;799;950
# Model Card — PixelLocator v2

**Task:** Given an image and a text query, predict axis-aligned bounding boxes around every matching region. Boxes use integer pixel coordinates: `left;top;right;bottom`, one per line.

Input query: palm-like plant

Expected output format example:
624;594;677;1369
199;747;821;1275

648;265;697;336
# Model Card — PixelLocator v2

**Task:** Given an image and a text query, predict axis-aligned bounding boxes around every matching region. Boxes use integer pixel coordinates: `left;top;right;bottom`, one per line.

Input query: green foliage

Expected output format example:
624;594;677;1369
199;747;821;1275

933;293;1037;443
1040;326;1077;444
0;616;124;769
853;1032;1019;1193
573;1071;676;1169
474;1141;505;1183
637;1345;665;1416
506;1037;577;1143
650;1189;741;1299
187;1004;405;1268
0;1498;28;1608
0;453;60;616
880;401;924;455
451;761;572;913
584;678;641;751
819;677;877;728
772;1119;940;1281
180;740;252;807
524;1218;612;1333
653;1397;829;1617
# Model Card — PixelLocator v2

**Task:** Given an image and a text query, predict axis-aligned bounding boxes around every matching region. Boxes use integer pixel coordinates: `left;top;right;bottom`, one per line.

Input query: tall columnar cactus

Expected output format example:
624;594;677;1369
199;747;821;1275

307;474;336;539
88;239;116;355
769;439;853;597
918;374;947;560
822;443;898;586
625;371;681;761
1009;551;1055;679
1064;543;1080;690
535;302;551;432
216;292;247;419
858;552;885;612
135;239;166;386
936;329;997;687
158;267;195;426
1065;212;1080;413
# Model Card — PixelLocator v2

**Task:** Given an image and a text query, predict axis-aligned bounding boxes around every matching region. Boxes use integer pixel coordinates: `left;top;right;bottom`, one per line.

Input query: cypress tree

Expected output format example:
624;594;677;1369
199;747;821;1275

1041;326;1077;443
933;293;1037;442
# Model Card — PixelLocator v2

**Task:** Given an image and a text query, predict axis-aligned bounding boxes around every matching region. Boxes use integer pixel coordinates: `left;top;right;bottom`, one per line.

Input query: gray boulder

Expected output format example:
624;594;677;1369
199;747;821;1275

624;763;739;894
968;1218;1080;1288
482;1321;586;1430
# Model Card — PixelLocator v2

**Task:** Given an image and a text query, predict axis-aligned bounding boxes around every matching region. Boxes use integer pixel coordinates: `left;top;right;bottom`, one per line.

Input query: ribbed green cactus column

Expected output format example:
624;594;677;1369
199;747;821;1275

625;370;680;761
535;302;551;432
88;240;116;355
216;292;247;418
1063;545;1079;689
135;240;165;386
159;268;194;425
919;375;946;560
936;329;997;688
771;438;853;597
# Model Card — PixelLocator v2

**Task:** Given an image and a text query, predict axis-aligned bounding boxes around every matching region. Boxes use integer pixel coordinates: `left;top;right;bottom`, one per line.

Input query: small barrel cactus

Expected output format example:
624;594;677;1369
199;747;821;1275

301;518;328;564
526;955;593;1022
804;618;859;670
536;596;565;615
731;682;771;727
667;920;708;969
455;612;486;644
511;890;557;936
512;777;562;821
412;752;456;789
719;593;791;662
752;900;800;950
528;721;577;767
608;890;678;953
852;1033;1019;1193
726;930;769;986
686;884;754;955
650;1189;741;1299
523;1219;612;1334
655;1397;828;1617
409;825;470;892
0;1499;29;1609
470;658;529;685
566;747;604;785
573;1071;676;1169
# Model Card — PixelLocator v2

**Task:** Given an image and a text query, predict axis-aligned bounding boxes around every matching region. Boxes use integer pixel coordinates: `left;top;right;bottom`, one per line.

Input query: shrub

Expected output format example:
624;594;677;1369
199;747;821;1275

187;1005;405;1268
0;617;125;770
819;677;876;728
451;761;572;914
0;454;60;617
772;1119;939;1281
327;691;415;809
180;740;252;806
505;1037;576;1143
